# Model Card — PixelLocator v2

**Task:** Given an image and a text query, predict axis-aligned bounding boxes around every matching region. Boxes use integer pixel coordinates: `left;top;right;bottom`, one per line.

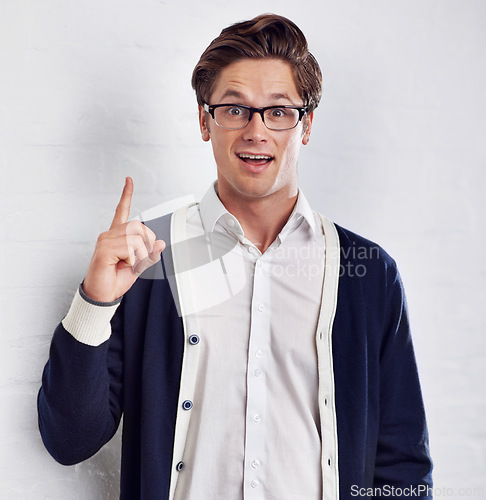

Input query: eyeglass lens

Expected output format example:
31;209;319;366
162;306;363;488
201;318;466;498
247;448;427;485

214;105;300;130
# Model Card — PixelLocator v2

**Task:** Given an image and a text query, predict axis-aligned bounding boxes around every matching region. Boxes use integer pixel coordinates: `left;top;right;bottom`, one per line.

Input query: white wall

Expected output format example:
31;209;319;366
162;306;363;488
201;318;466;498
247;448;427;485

1;0;485;498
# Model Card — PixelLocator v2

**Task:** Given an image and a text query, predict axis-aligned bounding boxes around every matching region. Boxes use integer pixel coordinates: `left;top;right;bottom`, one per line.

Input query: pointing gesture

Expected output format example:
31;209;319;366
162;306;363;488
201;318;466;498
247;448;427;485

83;177;166;303
110;176;134;229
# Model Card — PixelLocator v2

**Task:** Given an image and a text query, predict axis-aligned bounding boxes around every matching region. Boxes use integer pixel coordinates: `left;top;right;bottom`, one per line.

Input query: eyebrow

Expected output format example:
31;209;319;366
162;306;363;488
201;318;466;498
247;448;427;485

219;89;245;101
269;92;293;102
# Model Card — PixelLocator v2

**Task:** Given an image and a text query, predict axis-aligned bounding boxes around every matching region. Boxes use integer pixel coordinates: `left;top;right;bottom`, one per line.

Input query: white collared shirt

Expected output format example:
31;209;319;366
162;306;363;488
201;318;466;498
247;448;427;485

174;184;326;500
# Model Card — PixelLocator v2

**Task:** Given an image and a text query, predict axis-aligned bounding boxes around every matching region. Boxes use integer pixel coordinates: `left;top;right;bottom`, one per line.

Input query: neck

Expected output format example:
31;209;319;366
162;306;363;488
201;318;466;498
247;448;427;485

217;185;298;253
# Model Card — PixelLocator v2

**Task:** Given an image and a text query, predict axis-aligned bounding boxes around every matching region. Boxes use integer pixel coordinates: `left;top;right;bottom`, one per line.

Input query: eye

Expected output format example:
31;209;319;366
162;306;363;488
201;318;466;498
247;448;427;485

226;106;244;116
269;108;288;118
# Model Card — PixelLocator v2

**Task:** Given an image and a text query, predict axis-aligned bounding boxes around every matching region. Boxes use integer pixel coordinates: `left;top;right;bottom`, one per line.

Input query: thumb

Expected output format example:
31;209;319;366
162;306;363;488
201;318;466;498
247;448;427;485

150;240;166;260
133;239;166;275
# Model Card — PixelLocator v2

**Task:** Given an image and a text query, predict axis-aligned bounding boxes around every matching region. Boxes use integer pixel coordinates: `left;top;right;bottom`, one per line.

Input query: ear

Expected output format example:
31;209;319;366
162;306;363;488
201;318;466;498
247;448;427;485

302;111;314;146
198;105;211;142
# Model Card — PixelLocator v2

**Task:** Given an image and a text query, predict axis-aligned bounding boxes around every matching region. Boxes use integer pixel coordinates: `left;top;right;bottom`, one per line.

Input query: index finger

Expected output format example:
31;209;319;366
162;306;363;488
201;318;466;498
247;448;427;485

110;177;133;229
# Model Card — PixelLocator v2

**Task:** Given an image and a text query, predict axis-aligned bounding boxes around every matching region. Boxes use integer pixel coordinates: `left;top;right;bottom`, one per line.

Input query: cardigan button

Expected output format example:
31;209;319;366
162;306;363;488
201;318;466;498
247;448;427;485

176;461;184;471
189;334;200;345
182;400;193;410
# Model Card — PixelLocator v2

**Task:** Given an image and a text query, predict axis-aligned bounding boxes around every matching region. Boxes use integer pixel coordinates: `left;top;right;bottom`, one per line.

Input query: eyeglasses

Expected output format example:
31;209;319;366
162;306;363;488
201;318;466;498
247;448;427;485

203;103;308;131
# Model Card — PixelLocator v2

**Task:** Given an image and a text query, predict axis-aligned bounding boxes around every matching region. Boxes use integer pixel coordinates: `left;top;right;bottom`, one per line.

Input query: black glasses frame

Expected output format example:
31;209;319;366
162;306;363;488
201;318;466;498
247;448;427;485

203;103;308;131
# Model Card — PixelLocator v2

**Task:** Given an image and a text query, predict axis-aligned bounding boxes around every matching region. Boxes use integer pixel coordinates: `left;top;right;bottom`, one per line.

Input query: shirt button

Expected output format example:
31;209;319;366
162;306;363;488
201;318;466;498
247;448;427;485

253;414;262;423
255;350;263;358
189;334;200;345
257;304;264;312
228;218;236;227
182;400;193;410
251;480;260;488
249;247;259;256
254;368;262;377
176;461;184;471
251;459;261;469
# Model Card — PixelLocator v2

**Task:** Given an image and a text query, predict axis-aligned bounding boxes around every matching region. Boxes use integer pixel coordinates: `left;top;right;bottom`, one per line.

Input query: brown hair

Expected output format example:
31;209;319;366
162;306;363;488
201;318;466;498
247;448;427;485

191;14;322;113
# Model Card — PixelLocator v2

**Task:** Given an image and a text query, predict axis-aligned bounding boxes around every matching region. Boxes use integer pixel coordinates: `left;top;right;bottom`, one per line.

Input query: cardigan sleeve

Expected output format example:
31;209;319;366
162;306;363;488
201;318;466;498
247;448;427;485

37;291;125;465
373;262;433;497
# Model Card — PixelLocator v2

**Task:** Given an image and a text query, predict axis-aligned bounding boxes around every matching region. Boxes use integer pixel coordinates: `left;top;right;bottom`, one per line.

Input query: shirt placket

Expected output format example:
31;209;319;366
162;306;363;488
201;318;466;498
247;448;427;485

244;249;271;498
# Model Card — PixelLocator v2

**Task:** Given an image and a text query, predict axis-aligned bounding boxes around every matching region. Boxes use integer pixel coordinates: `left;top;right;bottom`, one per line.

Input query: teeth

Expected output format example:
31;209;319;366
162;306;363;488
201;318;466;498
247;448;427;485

238;154;272;160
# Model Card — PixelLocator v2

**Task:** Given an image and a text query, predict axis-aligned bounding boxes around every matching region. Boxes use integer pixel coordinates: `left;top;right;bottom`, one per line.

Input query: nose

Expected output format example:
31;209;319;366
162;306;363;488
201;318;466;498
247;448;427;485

242;111;268;142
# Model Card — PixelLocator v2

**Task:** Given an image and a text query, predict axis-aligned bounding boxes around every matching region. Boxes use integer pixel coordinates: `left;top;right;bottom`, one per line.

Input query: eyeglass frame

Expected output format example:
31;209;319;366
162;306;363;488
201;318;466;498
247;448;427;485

203;102;309;131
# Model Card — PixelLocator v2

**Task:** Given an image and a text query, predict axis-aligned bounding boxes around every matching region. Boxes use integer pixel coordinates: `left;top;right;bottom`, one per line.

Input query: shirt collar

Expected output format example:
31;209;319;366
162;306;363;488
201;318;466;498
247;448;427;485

281;189;317;239
199;182;244;238
199;181;317;242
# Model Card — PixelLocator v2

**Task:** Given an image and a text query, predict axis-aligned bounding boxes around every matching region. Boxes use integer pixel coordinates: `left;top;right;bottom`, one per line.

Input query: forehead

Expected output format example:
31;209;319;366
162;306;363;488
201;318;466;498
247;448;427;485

210;58;301;105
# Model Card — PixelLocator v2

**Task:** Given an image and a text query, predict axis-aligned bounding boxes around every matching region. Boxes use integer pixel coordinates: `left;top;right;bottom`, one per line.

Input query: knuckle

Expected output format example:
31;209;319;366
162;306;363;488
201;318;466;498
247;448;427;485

131;233;144;245
136;245;149;257
147;228;156;241
143;226;155;241
97;231;109;242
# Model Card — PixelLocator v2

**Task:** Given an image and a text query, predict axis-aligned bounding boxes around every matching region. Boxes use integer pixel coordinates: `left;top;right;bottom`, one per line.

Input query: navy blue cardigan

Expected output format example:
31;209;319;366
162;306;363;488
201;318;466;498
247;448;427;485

38;218;433;499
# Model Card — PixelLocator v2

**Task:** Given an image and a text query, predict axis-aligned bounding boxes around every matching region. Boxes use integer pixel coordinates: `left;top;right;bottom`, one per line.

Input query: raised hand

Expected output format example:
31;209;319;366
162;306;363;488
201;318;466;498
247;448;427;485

82;177;166;302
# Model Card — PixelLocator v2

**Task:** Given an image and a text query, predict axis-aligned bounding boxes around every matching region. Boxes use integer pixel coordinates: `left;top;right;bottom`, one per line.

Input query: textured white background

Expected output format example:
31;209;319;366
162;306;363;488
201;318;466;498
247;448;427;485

1;0;485;498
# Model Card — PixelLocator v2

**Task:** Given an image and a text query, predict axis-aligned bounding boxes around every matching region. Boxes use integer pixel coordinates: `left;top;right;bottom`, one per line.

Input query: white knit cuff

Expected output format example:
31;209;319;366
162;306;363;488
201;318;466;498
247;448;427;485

61;287;121;347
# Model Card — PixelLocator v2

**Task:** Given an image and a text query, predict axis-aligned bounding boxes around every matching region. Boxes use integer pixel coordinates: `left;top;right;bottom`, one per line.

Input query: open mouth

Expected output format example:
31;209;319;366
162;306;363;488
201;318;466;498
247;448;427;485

237;153;274;167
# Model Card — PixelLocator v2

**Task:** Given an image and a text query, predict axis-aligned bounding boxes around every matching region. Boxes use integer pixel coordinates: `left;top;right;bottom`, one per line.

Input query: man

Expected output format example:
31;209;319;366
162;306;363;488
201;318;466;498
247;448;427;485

38;14;433;500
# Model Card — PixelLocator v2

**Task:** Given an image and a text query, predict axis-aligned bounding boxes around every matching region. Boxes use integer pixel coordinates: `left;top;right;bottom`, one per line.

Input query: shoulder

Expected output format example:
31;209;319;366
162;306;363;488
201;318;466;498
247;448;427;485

331;222;403;296
330;224;409;346
334;223;395;268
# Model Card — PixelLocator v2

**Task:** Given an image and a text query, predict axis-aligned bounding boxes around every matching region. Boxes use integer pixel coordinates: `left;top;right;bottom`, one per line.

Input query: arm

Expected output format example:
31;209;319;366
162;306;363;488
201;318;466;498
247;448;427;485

374;264;433;496
37;289;124;464
37;178;165;465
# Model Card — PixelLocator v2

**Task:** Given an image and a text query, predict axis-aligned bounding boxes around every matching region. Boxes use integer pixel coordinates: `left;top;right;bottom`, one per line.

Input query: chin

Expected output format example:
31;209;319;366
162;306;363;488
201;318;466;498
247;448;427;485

233;180;280;200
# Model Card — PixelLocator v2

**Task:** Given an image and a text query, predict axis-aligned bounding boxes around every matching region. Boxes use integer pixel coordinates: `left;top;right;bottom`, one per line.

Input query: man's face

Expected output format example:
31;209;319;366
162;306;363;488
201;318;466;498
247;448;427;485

198;58;313;205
